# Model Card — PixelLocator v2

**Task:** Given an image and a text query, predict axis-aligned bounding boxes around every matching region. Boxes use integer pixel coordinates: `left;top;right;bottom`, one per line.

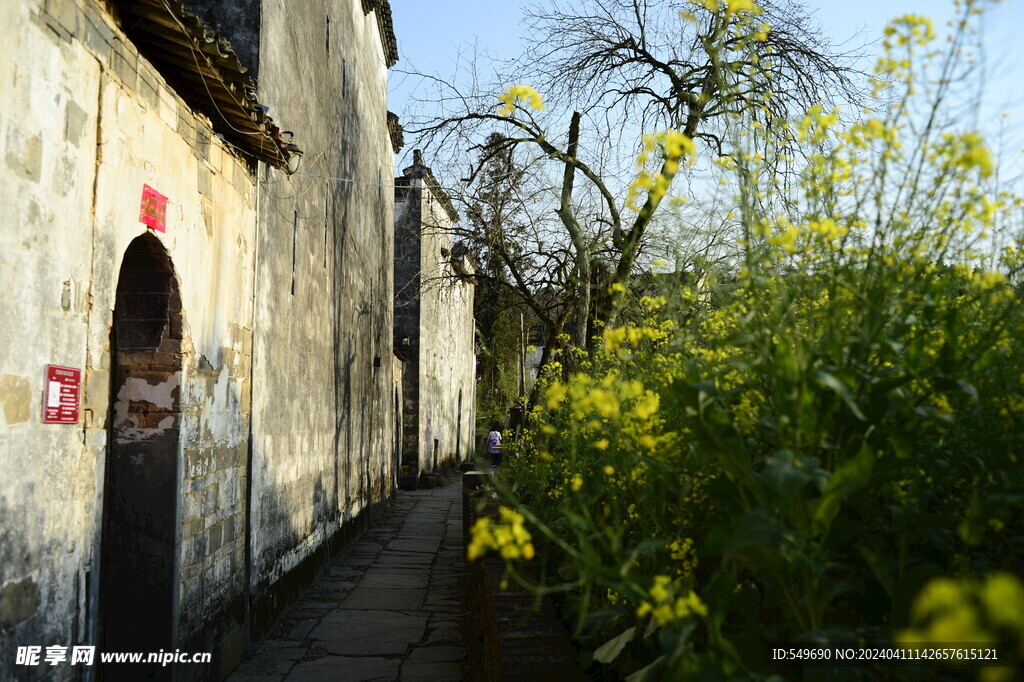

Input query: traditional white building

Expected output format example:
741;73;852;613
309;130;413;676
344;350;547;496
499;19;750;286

394;151;477;484
0;1;401;678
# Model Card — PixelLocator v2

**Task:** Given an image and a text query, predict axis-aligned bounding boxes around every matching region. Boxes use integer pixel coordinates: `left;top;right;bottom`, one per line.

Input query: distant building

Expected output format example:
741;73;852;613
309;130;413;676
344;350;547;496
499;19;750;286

394;151;477;481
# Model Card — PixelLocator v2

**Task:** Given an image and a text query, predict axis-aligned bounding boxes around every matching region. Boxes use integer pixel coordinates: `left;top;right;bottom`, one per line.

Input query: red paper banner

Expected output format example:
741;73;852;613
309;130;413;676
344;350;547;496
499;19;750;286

140;184;168;232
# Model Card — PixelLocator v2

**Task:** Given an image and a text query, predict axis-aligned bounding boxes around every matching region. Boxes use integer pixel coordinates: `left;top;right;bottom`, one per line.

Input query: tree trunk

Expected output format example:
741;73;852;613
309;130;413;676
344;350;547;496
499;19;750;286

558;111;590;348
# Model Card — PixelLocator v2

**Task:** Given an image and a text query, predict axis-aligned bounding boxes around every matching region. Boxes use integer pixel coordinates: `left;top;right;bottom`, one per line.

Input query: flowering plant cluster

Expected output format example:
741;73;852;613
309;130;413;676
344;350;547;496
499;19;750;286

467;506;536;561
496;84;544;117
470;1;1024;679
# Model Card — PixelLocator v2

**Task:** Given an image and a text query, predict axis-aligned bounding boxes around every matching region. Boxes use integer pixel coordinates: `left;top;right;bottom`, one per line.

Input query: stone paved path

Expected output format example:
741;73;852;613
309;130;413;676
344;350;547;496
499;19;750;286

228;482;467;682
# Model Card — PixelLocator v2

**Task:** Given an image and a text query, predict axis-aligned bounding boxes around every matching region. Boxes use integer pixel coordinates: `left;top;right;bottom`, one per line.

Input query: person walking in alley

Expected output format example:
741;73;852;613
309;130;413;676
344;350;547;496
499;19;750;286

487;424;503;467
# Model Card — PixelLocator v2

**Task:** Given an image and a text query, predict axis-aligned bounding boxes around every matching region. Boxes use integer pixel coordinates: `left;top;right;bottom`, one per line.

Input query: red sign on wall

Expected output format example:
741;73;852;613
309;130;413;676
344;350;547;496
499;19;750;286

140;184;168;232
42;364;81;425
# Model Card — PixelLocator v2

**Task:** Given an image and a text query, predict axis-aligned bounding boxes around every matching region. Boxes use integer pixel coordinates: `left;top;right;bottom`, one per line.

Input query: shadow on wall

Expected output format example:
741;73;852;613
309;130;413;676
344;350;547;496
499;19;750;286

245;332;394;663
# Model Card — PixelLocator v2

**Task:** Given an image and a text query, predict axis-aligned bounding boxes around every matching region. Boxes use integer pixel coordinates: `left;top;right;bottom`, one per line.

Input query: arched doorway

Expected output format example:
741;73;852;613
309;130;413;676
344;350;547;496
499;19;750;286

99;233;182;674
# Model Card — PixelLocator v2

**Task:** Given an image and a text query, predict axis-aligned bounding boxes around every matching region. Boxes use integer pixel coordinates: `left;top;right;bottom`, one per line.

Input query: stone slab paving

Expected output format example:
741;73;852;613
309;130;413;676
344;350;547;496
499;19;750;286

228;482;468;682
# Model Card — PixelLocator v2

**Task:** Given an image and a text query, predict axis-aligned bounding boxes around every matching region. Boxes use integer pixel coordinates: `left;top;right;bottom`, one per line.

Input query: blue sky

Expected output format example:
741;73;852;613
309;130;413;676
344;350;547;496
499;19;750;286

388;0;1023;177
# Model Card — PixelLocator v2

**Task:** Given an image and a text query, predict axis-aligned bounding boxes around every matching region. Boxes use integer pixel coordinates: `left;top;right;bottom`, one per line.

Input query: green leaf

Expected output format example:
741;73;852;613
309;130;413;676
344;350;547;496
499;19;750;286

816;370;867;421
593;626;636;664
957;491;984;546
629;538;672;559
711;510;786;558
760;450;822;500
859;545;894;598
625;655;666;682
580;605;628;631
813;442;875;534
934;376;979;403
644;612;659;638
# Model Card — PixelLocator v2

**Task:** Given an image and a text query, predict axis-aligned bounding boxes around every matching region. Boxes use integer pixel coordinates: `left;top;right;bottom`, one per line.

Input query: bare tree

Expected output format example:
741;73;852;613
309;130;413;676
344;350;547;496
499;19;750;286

406;0;865;348
522;0;863;282
458;135;576;377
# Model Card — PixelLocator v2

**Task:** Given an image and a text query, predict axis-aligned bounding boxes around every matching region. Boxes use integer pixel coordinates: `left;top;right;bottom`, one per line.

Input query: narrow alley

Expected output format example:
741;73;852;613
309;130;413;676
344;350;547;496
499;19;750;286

228;483;467;682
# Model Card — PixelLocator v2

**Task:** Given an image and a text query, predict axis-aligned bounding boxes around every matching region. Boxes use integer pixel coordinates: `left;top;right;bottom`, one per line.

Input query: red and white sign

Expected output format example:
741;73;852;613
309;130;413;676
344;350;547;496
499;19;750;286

42;364;81;425
140;184;168;232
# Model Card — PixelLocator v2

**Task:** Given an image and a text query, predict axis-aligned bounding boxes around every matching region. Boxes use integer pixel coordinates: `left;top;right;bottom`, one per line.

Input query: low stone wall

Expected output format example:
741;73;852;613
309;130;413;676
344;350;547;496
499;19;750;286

462;473;589;681
465;556;590;681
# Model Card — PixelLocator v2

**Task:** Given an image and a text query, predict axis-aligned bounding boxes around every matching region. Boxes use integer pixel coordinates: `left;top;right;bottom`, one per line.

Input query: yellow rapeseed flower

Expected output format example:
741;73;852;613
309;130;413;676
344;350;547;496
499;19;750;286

546;381;567;409
637;576;707;626
468;508;535;562
633;393;660;419
496;84;544;117
725;0;759;17
982;573;1024;629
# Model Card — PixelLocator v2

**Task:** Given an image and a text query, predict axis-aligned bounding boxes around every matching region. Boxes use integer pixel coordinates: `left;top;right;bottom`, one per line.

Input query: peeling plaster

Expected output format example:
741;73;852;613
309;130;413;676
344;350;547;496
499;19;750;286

113;372;180;429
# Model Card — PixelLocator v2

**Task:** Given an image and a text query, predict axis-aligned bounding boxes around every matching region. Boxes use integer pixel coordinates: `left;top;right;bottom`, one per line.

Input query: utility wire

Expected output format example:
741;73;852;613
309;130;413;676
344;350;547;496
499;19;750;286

293;170;412;189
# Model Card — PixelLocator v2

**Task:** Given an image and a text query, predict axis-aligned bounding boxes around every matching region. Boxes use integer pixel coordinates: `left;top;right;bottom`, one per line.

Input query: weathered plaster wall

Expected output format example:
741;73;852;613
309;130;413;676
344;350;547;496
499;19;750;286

394;179;422;468
0;1;256;677
0;5;100;673
89;39;258;676
391;351;405;473
247;0;397;615
394;172;476;475
1;0;400;677
417;190;476;472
